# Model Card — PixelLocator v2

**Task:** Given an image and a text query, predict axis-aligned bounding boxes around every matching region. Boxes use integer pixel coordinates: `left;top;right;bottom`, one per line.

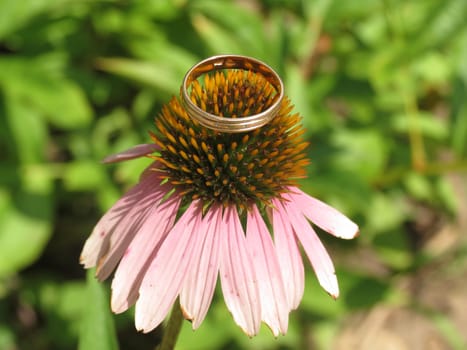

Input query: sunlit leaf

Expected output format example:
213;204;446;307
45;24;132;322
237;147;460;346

192;0;270;59
412;52;452;85
403;172;434;202
95;57;181;96
391;112;449;140
191;14;244;54
0;325;15;350
63;161;107;191
434;177;458;214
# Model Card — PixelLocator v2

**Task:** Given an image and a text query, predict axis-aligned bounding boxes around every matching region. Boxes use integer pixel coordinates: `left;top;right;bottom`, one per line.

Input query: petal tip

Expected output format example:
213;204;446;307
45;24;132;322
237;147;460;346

79;255;96;269
78;255;88;266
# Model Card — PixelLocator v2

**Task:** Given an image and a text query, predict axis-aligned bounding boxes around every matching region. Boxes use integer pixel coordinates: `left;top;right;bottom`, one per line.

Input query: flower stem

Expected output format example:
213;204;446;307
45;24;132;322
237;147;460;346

157;303;184;350
405;91;426;171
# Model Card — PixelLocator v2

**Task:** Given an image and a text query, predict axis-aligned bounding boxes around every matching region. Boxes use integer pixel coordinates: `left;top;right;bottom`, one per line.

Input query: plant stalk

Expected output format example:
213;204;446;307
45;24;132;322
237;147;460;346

157;303;184;350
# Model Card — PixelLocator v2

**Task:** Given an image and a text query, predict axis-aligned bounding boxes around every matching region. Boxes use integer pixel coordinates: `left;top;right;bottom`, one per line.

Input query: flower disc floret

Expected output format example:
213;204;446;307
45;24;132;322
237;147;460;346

151;70;309;209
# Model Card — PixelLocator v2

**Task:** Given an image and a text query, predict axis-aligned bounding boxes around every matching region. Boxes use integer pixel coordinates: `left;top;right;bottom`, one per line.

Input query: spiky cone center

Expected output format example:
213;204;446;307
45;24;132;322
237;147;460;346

150;69;309;211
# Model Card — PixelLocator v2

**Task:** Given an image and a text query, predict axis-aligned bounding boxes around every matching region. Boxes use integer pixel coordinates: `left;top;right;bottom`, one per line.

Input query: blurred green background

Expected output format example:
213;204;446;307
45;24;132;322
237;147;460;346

1;0;467;349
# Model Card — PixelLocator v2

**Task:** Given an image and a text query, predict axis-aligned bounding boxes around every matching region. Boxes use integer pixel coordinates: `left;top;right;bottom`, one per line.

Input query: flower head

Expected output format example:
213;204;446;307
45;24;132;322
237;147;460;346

81;66;358;337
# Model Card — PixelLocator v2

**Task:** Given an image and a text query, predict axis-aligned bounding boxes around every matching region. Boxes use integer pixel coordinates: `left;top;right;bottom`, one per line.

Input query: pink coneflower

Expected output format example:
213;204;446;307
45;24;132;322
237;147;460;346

80;68;358;337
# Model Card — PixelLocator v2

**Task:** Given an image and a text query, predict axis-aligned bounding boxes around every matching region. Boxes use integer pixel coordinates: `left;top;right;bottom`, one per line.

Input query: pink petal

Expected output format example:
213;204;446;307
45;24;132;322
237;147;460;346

180;204;223;329
80;172;162;269
94;180;172;281
285;187;359;239
281;200;339;298
111;194;182;313
219;206;261;336
246;205;289;336
270;198;305;310
135;201;203;333
102;143;159;164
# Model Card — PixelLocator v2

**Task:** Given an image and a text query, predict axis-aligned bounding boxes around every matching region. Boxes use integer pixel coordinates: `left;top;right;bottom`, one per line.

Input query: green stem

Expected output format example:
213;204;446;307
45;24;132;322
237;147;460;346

157;304;184;350
405;91;426;171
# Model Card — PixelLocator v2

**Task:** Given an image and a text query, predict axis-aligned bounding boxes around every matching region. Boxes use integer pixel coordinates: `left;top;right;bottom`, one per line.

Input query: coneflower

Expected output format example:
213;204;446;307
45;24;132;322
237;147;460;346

80;55;358;339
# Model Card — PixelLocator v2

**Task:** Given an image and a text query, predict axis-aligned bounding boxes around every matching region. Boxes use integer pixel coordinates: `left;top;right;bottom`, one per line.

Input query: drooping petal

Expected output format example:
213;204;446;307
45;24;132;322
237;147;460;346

285;187;359;239
219;206;261;336
102;144;159;164
246;205;289;336
80;171;163;269
270;198;305;310
135;201;203;333
111;193;182;313
180;204;223;329
281;200;339;298
95;180;173;281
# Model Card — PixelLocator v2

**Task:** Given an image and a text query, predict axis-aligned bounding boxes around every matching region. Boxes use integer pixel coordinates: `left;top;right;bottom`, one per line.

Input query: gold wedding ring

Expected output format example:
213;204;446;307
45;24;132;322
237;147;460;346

180;55;284;133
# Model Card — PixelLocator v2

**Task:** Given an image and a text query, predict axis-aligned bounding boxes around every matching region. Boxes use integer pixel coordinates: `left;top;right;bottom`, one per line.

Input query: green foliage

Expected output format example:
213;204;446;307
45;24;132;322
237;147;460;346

0;0;466;349
79;270;118;350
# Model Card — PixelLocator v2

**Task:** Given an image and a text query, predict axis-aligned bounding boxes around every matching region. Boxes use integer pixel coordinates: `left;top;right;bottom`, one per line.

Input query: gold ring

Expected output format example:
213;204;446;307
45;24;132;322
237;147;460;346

180;55;284;133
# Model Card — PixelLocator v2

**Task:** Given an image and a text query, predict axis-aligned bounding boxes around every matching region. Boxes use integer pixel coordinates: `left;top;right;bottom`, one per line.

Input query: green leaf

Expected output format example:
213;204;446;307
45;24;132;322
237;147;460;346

95;57;181;96
192;0;270;59
63;161;106;191
0;0;72;39
292;0;333;61
301;270;348;317
326;0;381;21
434;177;458;214
451;34;467;156
412;52;452;85
302;169;372;215
403;172;434;202
423;308;467;350
355;12;387;47
343;275;389;309
191;13;244;54
285;63;315;134
373;230;413;270
127;36;197;77
365;191;408;234
0;55;93;129
4;97;48;163
0;326;15;350
134;0;183;20
411;0;467;53
35;281;88;348
79;270;119;350
451;96;467;157
0;166;53;277
329;129;388;181
91;108;137;160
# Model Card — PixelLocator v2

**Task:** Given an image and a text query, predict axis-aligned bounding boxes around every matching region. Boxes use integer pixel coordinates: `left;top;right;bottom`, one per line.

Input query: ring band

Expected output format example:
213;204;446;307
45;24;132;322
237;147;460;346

180;55;284;133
